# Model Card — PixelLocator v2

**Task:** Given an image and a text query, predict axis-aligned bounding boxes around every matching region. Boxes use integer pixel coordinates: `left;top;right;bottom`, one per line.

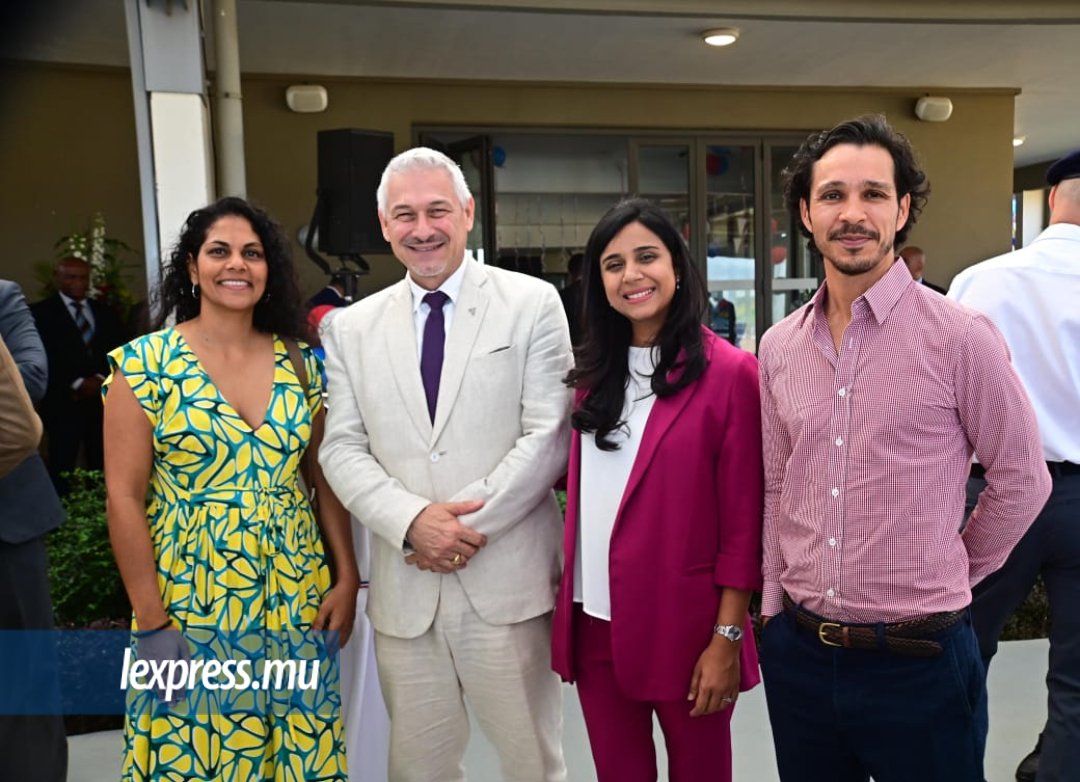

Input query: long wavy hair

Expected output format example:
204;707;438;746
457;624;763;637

782;113;931;254
154;197;308;340
565;198;708;450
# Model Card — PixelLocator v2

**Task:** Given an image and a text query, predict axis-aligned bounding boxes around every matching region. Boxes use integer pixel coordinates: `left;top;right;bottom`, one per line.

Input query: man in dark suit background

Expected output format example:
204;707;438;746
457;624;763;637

30;256;124;492
899;245;947;293
0;278;68;782
308;271;351;309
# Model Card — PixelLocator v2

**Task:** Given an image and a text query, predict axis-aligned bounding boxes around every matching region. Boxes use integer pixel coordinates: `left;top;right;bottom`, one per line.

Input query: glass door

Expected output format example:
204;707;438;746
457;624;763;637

418;133;496;264
764;143;821;328
698;140;759;351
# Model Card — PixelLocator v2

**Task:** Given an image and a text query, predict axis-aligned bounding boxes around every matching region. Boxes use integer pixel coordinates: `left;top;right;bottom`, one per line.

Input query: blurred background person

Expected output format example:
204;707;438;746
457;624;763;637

31;256;125;492
0;278;67;782
559;251;584;346
948;149;1080;782
899;245;946;293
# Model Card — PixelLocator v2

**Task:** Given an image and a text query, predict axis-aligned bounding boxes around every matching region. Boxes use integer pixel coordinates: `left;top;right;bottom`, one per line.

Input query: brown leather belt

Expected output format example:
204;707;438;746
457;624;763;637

781;593;966;658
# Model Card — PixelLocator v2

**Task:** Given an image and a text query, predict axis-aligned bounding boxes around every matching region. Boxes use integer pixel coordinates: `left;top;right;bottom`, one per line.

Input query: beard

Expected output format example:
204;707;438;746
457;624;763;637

820;224;894;277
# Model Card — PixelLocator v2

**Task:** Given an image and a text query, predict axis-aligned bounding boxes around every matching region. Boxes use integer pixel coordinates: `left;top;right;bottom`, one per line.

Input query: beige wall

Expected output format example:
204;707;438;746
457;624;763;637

1;64;1014;301
0;63;144;300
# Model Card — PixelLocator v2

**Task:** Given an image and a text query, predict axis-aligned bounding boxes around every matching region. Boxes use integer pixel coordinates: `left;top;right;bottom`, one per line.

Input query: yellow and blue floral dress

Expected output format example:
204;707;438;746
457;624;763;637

104;327;347;782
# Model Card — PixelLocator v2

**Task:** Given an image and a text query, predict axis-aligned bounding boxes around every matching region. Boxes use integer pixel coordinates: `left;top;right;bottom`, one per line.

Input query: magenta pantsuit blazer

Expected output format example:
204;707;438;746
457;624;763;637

551;328;764;702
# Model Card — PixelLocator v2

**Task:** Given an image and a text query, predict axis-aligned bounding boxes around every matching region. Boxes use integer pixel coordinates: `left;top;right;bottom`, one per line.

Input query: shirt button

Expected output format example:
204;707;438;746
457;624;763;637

826;588;836;598
837;388;847;397
835;437;843;447
829;538;837;547
831;487;840;497
430;452;440;463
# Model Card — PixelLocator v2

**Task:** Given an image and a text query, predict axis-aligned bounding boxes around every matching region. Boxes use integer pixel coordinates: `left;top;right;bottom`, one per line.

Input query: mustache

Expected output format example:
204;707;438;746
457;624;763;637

827;225;880;241
404;234;447;247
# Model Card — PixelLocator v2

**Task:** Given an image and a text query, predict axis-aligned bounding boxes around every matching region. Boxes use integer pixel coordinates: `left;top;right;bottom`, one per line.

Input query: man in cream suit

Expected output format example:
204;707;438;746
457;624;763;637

320;147;572;782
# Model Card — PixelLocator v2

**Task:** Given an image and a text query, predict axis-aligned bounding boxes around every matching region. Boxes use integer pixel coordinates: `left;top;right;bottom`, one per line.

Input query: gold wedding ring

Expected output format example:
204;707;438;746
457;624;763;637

452;553;464;566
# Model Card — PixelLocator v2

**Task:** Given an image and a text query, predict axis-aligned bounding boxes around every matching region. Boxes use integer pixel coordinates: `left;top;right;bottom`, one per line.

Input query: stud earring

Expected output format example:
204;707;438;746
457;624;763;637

676;278;681;291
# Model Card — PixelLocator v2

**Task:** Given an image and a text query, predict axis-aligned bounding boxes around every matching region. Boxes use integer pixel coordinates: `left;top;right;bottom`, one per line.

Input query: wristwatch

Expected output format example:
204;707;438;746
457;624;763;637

713;624;744;642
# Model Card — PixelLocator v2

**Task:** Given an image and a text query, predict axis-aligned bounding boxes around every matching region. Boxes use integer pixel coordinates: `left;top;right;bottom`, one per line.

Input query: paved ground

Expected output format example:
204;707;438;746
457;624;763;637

69;638;1048;782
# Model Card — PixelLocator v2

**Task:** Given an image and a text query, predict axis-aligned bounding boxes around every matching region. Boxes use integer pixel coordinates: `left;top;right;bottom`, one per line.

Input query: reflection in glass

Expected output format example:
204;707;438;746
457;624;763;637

704;145;756;351
457;148;487;263
637;145;690;245
769;145;818;327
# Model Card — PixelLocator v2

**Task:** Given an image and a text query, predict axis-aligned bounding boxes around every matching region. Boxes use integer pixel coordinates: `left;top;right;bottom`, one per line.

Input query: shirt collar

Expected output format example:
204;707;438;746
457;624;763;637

1034;222;1080;244
803;256;911;328
58;291;84;309
408;258;468;314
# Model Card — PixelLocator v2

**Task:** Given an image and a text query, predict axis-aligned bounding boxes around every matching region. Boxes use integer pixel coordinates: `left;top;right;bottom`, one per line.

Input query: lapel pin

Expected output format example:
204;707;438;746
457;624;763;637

468;307;476;316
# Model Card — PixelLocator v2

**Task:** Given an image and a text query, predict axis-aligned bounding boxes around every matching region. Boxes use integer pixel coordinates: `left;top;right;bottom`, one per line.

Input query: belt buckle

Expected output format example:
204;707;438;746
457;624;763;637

817;622;843;647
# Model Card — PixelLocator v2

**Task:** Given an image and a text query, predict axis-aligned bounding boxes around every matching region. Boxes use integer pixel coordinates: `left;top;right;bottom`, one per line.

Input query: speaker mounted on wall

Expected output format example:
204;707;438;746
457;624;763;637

316;128;395;258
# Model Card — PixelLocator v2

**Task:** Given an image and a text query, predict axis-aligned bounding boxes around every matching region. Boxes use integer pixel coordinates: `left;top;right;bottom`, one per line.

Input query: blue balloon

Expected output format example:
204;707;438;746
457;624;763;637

493;145;506;167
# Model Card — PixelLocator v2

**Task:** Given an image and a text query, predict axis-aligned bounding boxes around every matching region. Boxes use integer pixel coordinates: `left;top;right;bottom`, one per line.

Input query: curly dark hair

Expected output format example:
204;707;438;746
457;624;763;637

782;114;930;253
154;197;308;340
565;198;708;451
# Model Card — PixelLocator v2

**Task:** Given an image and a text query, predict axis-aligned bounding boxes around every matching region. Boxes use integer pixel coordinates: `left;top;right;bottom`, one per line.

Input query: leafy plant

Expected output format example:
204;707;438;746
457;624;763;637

47;469;130;627
34;212;140;322
1001;577;1050;641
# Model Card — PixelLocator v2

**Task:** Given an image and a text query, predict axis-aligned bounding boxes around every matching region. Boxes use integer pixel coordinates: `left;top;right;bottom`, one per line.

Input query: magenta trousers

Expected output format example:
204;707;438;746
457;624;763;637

572;606;735;782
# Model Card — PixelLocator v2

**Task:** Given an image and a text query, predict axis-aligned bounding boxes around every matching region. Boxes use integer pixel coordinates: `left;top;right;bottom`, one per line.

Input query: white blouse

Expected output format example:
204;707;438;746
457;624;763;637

574;346;659;620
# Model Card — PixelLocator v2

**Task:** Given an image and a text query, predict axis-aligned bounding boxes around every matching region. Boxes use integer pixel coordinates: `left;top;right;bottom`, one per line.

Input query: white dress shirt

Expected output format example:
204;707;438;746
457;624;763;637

408;259;468;360
948;222;1080;463
58;291;96;333
574;346;658;620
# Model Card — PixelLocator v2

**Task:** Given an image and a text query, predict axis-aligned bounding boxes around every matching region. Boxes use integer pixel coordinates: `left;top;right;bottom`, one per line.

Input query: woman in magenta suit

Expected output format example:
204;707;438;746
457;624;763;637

551;199;763;782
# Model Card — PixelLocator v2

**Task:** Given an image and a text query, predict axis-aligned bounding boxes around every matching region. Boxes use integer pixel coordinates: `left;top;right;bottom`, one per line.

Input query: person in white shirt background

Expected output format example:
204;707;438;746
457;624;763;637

948;148;1080;782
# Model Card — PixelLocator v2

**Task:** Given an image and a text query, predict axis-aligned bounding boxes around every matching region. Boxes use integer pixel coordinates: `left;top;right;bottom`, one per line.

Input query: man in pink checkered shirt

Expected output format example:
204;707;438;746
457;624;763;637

756;114;1051;782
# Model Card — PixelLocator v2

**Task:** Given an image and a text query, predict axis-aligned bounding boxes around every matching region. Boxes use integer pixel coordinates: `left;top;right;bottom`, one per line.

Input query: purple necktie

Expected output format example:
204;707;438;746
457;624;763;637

420;291;449;422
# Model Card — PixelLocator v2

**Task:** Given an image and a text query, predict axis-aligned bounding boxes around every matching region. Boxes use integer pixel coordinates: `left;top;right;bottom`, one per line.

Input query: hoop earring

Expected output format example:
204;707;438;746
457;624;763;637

191;283;200;298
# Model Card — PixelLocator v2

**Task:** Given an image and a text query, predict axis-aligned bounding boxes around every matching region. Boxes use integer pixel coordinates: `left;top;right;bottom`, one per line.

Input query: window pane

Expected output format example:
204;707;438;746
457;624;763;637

769;145;817;325
704;145;756;351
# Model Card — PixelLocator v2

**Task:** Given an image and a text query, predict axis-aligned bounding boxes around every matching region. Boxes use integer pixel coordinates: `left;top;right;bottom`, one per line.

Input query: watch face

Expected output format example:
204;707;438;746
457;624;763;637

716;624;743;641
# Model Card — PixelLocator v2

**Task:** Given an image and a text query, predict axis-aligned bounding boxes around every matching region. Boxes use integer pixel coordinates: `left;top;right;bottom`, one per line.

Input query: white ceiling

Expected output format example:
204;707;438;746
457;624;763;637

4;0;1078;168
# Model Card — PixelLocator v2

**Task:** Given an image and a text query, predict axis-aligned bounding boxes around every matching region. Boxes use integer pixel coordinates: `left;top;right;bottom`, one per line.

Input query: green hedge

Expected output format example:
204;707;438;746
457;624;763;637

47;469;130;627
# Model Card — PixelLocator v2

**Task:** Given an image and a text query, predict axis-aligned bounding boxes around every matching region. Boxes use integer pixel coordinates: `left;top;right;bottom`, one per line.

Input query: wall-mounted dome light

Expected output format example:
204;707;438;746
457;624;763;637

702;28;740;47
1013;135;1027;147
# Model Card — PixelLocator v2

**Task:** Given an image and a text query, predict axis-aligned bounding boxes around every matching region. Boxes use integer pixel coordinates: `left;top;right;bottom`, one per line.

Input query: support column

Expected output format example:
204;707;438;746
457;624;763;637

124;0;215;319
211;0;247;198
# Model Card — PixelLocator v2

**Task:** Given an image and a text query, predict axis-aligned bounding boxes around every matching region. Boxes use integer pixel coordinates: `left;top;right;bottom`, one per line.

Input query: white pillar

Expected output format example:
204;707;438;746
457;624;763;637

124;0;215;319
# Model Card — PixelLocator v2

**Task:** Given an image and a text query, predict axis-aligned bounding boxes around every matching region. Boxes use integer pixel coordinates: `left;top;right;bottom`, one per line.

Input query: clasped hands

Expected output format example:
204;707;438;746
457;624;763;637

404;499;487;573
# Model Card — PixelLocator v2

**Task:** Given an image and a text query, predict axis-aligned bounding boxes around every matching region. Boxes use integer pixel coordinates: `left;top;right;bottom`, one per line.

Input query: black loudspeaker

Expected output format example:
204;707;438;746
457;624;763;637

317;128;395;256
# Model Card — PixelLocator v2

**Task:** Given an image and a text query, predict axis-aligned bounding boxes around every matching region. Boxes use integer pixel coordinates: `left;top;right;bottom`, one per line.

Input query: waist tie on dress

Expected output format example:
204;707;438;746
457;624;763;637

178;482;303;558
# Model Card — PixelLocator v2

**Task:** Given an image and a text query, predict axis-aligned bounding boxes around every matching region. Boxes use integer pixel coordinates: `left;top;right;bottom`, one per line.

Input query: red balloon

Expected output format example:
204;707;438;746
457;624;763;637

771;245;788;265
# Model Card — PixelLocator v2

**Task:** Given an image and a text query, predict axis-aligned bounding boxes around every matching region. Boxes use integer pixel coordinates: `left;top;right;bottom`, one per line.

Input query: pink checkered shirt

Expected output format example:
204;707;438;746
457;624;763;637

759;259;1050;622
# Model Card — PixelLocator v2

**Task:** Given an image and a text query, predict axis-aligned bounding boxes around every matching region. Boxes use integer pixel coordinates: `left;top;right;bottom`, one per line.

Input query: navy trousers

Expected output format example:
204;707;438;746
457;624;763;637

760;604;986;782
968;471;1080;782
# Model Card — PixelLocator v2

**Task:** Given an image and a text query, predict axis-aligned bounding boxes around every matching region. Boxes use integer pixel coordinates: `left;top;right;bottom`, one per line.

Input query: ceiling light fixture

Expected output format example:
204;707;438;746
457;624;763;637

702;27;740;47
1013;135;1027;147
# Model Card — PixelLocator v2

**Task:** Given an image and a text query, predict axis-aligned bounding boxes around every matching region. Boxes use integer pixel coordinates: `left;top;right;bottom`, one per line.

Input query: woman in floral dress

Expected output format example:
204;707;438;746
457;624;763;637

103;197;358;781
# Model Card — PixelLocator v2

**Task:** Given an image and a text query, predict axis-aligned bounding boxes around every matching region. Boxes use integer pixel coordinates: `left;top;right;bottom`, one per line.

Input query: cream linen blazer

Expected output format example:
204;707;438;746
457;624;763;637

320;259;573;639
